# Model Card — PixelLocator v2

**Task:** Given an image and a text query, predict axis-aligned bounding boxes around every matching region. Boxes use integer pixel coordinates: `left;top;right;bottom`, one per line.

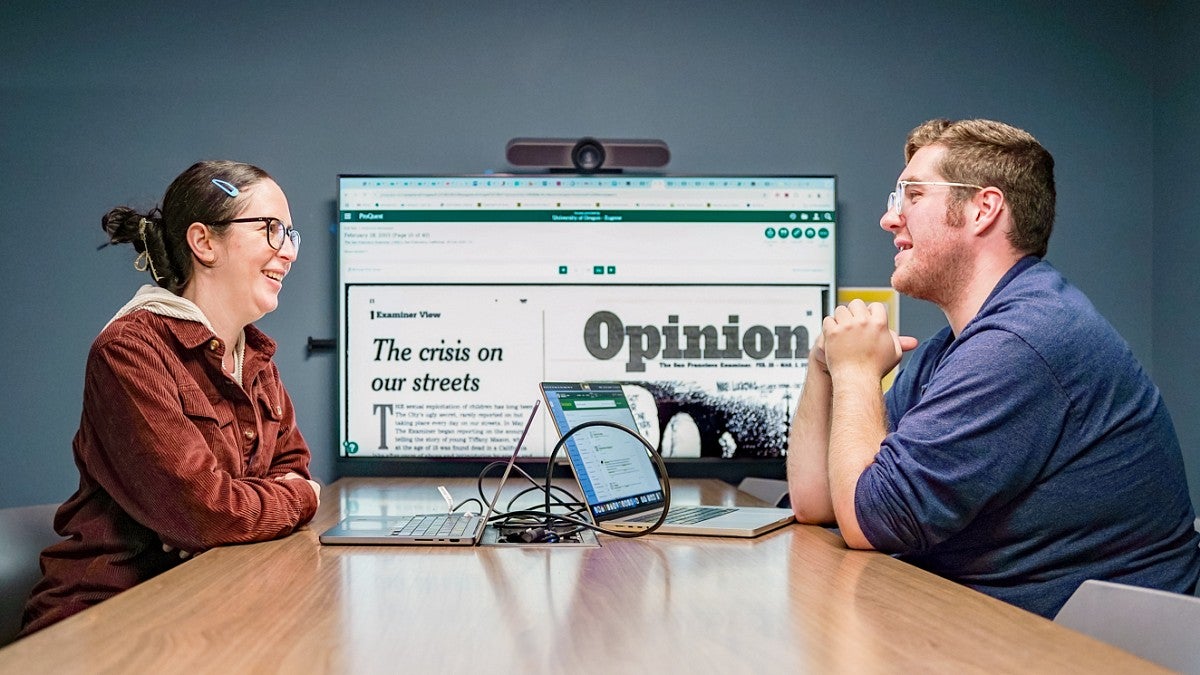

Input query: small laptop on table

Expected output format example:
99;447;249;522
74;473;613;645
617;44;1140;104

318;401;538;546
540;382;794;537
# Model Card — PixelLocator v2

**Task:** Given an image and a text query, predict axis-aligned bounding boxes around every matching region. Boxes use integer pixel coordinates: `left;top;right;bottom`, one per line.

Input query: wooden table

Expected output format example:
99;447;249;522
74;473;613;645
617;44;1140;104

0;478;1163;673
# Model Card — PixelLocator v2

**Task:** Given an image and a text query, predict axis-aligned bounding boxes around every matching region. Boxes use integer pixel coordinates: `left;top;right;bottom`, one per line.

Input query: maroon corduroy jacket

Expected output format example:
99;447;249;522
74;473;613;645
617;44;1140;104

20;311;318;637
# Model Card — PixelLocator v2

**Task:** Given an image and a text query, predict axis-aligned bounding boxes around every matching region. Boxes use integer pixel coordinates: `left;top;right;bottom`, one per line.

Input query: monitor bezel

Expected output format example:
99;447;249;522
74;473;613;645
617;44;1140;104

334;171;836;481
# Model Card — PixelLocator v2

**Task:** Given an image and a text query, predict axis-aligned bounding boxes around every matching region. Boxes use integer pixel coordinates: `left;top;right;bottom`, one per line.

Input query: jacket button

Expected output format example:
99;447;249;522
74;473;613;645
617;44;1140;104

274;406;282;416
243;430;256;441
209;339;221;352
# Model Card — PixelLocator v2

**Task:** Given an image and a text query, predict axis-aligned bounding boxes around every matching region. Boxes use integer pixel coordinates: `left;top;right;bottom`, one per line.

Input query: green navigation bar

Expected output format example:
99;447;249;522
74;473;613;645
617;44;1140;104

340;210;836;224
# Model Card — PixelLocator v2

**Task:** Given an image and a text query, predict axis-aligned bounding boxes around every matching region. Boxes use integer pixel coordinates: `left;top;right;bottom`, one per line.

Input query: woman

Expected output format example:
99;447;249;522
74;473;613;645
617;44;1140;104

19;160;321;637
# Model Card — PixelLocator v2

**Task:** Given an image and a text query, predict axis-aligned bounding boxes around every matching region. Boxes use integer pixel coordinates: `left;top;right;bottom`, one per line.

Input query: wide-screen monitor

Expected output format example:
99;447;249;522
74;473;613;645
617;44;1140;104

337;174;836;475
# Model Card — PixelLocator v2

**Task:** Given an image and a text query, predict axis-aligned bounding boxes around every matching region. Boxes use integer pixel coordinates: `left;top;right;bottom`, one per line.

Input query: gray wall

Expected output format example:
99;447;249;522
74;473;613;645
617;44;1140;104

1154;1;1200;510
1;1;1194;508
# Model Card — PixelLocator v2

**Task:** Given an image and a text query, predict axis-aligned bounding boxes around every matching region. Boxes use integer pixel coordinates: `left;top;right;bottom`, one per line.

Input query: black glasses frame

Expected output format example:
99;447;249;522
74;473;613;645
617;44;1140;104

211;217;300;251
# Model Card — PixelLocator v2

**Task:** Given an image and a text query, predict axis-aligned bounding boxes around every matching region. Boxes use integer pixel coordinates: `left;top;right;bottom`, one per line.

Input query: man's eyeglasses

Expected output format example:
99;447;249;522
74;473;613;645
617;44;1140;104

212;217;301;252
887;180;984;216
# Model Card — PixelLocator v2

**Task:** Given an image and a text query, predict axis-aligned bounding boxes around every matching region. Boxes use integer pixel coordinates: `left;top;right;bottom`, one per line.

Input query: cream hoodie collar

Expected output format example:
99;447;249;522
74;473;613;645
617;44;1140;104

106;284;245;385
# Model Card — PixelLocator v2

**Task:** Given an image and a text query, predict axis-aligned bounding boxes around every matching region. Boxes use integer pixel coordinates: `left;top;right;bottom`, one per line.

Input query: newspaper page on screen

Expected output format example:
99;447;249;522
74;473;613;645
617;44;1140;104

338;176;836;460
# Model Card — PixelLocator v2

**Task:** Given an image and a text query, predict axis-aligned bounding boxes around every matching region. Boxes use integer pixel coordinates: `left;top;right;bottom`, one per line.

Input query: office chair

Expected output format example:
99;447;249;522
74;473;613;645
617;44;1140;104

736;477;790;508
0;503;59;646
1054;579;1200;674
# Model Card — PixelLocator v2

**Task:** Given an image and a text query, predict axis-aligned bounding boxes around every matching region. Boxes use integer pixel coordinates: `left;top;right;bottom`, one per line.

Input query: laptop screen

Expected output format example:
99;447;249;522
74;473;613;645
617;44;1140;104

541;382;665;519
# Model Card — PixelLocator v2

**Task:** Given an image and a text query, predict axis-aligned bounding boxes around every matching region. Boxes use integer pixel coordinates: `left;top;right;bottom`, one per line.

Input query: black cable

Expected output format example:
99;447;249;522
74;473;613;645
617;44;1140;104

450;497;484;514
468;419;671;541
466;459;587;542
505;485;585;514
538;419;671;539
491;480;589;537
474;463;583;515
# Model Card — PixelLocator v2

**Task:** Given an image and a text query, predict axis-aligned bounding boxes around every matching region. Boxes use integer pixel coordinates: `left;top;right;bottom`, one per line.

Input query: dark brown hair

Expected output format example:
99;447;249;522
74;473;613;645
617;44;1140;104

906;119;1056;257
101;160;272;292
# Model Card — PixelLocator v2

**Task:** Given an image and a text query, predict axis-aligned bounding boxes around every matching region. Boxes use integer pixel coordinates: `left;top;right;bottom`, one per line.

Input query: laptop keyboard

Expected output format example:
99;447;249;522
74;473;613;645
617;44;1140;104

626;506;736;525
390;514;476;537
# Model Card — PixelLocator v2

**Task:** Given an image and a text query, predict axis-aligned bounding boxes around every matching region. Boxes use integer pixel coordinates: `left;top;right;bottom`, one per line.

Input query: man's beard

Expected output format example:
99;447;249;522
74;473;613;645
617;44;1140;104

891;205;971;307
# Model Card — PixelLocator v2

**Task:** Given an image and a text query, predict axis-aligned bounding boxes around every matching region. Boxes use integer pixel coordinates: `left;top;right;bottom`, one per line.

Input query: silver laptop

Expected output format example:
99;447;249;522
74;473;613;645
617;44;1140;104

540;382;794;537
319;401;539;545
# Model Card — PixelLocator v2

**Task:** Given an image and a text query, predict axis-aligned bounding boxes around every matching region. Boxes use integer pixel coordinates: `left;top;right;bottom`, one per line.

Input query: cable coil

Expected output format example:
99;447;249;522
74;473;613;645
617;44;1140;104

470;420;671;540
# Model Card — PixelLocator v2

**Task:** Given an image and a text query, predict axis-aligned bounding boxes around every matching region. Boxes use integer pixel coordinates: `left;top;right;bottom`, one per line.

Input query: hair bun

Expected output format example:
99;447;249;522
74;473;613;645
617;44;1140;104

100;206;144;245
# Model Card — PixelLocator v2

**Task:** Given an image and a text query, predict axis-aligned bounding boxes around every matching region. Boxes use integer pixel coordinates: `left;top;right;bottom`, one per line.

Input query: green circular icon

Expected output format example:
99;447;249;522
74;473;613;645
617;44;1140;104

764;227;776;239
804;227;816;238
344;440;359;455
791;227;803;238
818;227;830;238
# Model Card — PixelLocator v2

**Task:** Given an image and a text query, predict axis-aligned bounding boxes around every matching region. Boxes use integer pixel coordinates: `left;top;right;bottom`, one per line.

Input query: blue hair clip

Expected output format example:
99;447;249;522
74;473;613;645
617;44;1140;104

211;179;239;197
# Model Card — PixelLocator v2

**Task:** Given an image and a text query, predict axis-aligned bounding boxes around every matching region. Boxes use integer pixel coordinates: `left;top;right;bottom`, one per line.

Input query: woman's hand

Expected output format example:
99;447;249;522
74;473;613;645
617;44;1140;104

276;471;321;505
162;543;194;559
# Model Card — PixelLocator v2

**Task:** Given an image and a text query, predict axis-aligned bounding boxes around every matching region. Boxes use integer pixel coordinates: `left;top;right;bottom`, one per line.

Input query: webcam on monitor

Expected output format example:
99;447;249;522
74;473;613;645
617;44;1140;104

505;137;670;173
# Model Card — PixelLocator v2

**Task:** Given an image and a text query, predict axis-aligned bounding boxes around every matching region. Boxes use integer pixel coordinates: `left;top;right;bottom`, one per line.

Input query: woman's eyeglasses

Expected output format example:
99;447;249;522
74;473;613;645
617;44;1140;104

211;217;300;252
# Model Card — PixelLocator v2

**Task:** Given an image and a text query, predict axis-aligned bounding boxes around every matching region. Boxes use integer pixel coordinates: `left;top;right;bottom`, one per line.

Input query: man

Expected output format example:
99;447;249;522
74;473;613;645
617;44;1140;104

787;118;1200;618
